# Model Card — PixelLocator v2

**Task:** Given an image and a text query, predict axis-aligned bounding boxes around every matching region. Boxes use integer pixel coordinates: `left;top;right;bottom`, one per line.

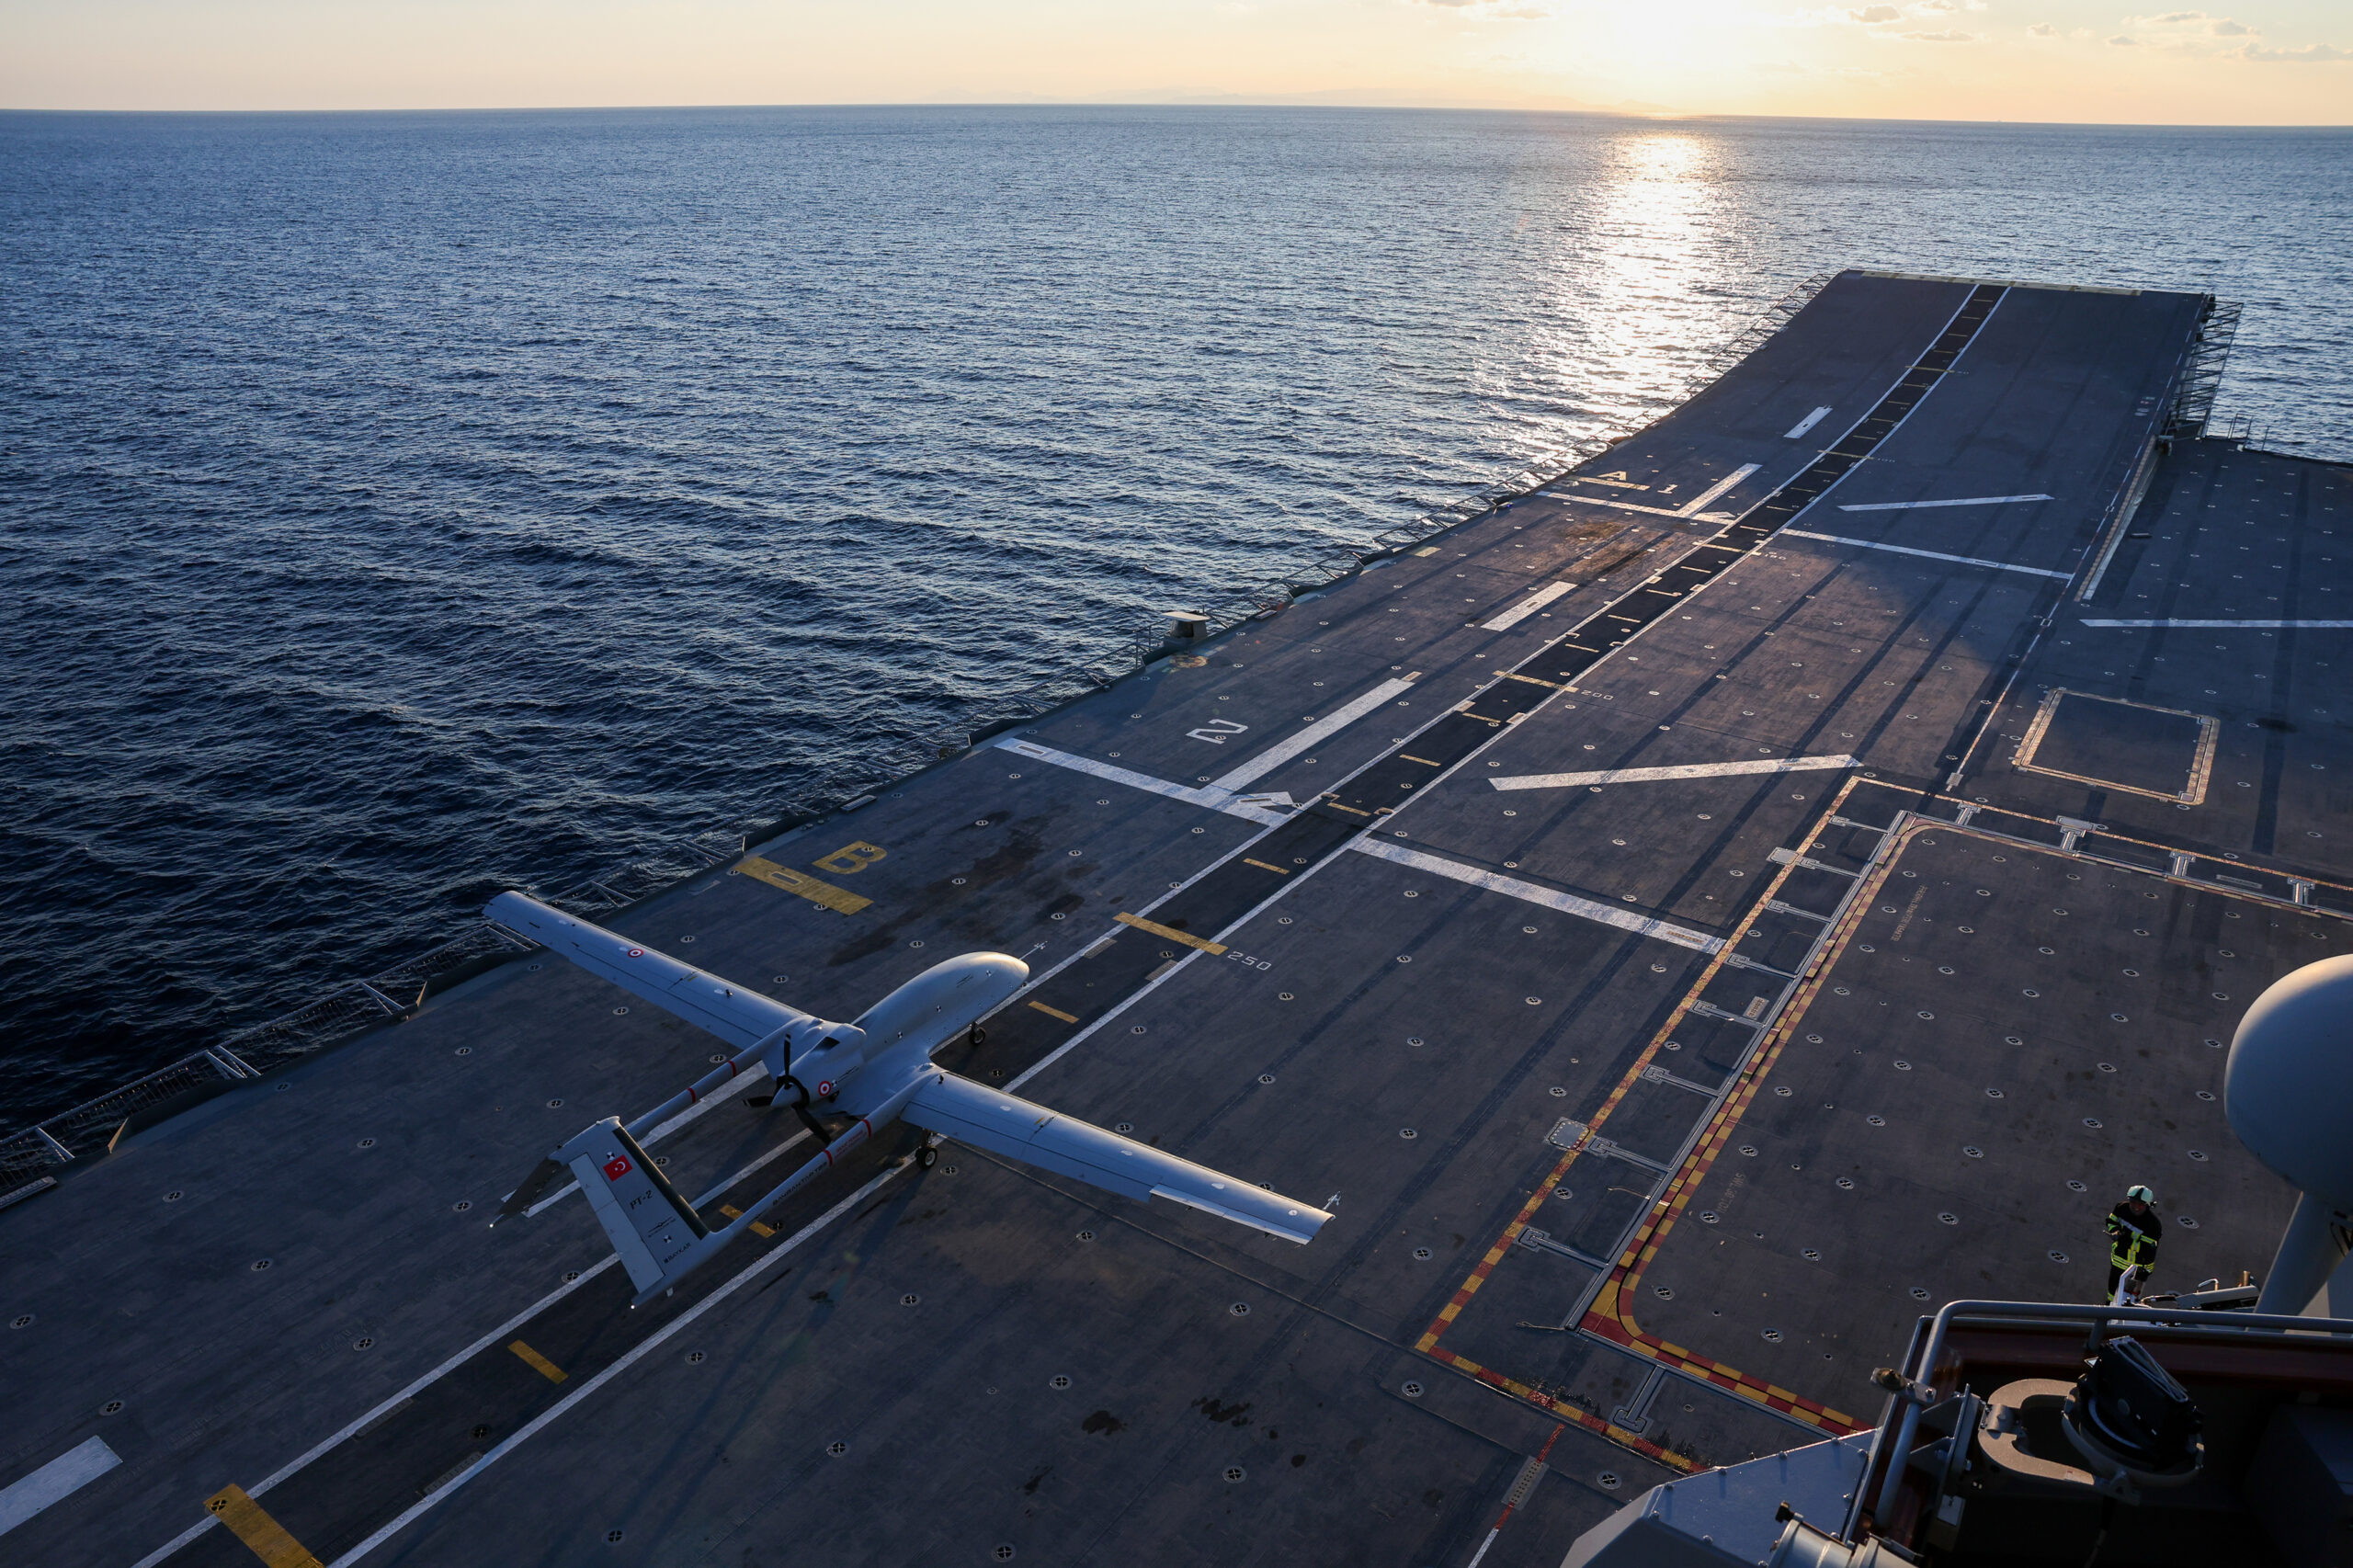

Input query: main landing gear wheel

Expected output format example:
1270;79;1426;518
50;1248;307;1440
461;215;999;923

916;1145;939;1170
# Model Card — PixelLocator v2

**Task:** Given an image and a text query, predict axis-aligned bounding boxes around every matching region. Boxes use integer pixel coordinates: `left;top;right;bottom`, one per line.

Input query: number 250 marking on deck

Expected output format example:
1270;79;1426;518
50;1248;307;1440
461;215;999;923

1188;719;1249;744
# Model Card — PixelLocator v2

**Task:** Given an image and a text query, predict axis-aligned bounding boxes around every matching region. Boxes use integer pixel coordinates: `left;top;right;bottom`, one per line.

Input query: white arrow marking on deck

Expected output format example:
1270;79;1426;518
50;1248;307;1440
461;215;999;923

1783;405;1832;438
1836;493;2052;512
1348;840;1722;952
1211;676;1416;792
0;1437;120;1538
1488;754;1859;791
1779;529;2072;579
2079;619;2353;629
1482;581;1574;632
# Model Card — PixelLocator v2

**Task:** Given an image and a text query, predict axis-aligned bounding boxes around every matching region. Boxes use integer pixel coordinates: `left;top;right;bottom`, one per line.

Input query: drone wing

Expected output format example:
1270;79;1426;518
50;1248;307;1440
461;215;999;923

903;1072;1330;1245
486;891;804;1050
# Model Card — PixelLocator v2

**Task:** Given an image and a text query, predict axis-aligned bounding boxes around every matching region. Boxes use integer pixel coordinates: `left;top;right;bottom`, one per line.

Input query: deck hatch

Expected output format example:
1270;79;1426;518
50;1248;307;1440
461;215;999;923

2012;689;2219;803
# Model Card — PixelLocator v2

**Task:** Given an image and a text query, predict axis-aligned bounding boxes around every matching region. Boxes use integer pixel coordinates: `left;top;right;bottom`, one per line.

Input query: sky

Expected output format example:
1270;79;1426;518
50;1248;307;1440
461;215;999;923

1;0;2347;123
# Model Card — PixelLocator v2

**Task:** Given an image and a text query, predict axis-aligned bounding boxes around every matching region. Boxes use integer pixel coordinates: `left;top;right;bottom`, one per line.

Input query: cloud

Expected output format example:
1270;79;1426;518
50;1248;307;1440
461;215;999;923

1848;6;1902;19
2151;9;2203;19
1493;6;1551;16
2210;17;2249;33
2234;40;2350;59
2108;33;2138;43
1904;28;1975;40
2028;21;2058;33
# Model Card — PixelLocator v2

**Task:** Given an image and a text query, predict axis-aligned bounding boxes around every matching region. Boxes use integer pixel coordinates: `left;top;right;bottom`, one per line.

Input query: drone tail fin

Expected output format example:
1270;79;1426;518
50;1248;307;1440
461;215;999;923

554;1118;710;1295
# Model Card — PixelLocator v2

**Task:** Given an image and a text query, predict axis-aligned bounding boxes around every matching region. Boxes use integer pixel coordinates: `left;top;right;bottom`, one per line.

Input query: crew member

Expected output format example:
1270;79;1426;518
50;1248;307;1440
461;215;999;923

2106;1185;2162;1301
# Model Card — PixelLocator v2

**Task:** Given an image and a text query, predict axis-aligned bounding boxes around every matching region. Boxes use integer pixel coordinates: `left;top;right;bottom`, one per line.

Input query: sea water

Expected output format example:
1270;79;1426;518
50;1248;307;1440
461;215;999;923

3;107;2347;1129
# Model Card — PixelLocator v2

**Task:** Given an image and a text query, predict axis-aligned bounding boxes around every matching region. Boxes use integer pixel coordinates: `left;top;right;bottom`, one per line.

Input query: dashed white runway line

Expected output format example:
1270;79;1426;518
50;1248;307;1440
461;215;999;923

2079;619;2353;629
995;738;1286;824
1349;839;1723;952
1481;582;1574;631
1;1437;120;1538
1779;528;2072;580
1488;754;1859;791
1836;493;2052;512
1784;406;1832;439
1542;461;1762;524
1211;676;1417;791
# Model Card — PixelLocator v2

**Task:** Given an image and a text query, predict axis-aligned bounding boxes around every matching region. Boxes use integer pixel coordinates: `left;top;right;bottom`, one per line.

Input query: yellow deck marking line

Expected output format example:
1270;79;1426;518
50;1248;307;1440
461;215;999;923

1242;858;1290;874
205;1485;324;1568
734;856;871;915
1416;775;1883;1441
1027;1000;1079;1024
1114;912;1228;954
1321;797;1374;815
2012;687;2219;805
507;1341;567;1383
1499;672;1566;689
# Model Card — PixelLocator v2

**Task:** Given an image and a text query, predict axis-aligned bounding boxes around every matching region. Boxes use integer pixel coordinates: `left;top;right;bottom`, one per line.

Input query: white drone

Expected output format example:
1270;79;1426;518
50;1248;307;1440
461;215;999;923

485;892;1330;1304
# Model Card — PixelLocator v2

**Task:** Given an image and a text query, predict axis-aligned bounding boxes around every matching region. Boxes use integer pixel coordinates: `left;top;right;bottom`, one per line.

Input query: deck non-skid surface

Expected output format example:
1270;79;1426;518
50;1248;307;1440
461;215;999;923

5;269;2340;1568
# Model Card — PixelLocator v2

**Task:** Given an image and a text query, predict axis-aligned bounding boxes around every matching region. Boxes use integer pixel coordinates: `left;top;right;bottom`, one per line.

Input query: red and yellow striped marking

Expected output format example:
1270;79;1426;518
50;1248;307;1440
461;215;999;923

1417;778;1898;1443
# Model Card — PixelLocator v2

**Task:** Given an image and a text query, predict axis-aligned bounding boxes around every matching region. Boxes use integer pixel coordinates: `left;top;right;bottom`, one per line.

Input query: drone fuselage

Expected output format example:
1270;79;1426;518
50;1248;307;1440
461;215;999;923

809;951;1030;1118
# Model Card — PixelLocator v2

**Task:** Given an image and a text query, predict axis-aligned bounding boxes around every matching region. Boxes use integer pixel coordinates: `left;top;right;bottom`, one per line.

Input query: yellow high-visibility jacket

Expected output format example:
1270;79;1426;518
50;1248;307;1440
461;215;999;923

2108;1203;2161;1270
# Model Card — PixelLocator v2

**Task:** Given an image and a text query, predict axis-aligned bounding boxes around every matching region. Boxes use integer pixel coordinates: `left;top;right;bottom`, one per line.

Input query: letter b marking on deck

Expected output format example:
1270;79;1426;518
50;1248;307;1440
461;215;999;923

813;841;888;875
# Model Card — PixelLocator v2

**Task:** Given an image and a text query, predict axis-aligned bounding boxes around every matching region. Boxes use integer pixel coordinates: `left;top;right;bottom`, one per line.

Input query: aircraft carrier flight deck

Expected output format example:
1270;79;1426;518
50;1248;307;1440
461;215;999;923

5;268;2350;1568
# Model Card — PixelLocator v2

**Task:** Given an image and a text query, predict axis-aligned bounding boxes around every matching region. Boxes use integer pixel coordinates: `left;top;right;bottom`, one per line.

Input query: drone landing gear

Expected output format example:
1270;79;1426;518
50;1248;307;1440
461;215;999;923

916;1144;939;1170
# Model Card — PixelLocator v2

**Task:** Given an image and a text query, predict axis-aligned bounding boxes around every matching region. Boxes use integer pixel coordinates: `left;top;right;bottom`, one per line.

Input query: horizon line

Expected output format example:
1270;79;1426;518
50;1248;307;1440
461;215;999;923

2;101;2349;131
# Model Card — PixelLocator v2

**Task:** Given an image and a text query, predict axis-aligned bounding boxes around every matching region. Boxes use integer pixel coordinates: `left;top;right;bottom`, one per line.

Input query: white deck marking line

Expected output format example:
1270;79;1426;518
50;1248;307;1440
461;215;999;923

1348;840;1723;952
1539;461;1760;524
0;1437;120;1537
1836;493;2052;512
130;1258;624;1568
1779;528;2071;580
2079;619;2353;629
1678;462;1762;517
1488;754;1859;791
994;738;1286;824
331;1169;900;1568
1211;676;1417;791
1480;581;1574;632
1020;298;2004;1087
1784;406;1832;439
